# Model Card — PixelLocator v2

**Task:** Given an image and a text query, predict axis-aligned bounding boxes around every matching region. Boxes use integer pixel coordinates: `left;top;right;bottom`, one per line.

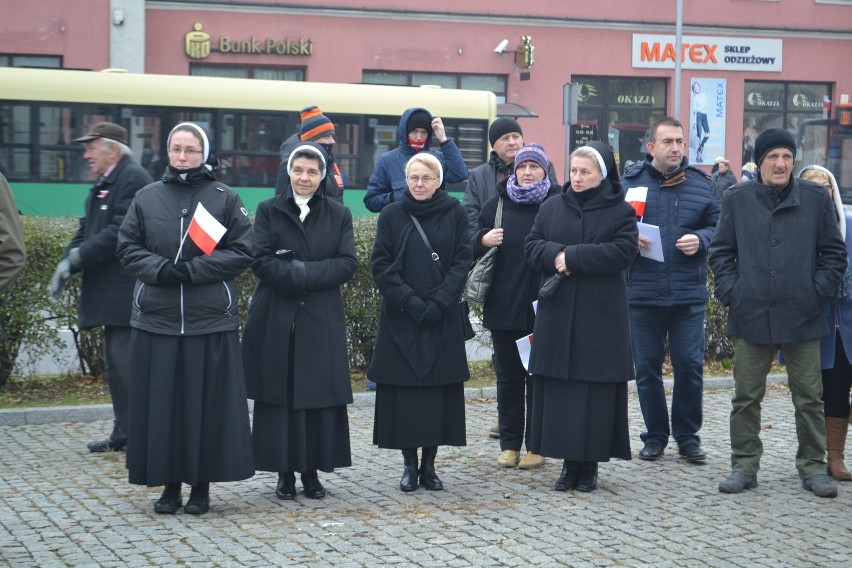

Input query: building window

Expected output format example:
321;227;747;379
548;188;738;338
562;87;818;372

0;54;61;68
363;71;507;102
742;80;831;165
190;64;304;81
572;76;668;172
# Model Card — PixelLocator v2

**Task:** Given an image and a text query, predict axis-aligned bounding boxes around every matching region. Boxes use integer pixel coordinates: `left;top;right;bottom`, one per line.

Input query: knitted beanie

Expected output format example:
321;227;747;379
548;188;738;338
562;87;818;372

513;143;549;174
753;128;796;168
407;110;432;134
299;106;335;141
489;117;523;147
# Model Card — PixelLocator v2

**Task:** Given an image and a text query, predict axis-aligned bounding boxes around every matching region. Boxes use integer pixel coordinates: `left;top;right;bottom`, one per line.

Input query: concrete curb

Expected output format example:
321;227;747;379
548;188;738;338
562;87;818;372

0;374;789;427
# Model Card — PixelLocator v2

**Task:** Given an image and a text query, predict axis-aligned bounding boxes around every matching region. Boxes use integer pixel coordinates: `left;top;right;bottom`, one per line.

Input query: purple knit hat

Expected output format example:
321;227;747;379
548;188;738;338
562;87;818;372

514;143;549;174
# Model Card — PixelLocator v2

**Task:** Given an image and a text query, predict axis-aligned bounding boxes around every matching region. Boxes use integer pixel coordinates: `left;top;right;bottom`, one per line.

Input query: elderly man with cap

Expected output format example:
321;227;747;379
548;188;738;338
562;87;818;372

710;156;737;203
275;106;346;204
709;128;848;498
48;121;153;453
363;107;468;213
463;117;559;238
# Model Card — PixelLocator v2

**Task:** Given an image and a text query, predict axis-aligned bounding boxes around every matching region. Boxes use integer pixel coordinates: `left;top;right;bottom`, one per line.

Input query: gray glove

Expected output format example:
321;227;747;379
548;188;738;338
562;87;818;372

67;247;83;270
48;258;72;300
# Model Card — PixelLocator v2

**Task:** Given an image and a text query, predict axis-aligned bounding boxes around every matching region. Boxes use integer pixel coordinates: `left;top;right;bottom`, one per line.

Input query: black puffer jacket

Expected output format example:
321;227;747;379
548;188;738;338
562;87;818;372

117;173;253;336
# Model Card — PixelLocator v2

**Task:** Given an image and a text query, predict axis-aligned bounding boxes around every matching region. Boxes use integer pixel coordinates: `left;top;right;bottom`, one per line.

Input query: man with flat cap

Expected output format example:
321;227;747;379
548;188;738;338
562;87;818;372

709;128;847;498
48;122;153;453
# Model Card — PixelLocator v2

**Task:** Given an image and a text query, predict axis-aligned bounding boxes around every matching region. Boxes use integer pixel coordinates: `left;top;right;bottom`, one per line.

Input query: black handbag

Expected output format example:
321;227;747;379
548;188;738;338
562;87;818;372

409;214;476;341
463;197;503;304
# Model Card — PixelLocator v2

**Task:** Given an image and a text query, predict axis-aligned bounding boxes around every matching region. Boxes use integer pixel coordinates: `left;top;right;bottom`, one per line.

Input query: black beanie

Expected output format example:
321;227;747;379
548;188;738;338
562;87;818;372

753;128;796;168
407;110;432;134
489;117;523;147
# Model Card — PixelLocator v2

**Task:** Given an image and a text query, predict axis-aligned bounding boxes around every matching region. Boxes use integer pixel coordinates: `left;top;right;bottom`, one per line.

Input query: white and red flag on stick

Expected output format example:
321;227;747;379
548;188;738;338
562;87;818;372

186;202;227;255
625;186;648;217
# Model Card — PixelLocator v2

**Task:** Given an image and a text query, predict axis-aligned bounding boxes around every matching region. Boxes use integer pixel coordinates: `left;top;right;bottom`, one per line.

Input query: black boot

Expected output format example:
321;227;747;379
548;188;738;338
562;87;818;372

276;472;296;500
576;462;598;493
154;482;182;514
554;461;580;491
400;449;419;492
185;482;210;514
419;446;443;491
301;471;326;499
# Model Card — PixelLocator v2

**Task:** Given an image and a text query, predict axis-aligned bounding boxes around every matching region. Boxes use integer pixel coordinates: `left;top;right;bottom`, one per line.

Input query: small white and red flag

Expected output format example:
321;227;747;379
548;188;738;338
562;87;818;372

516;333;534;371
625;186;648;217
187;202;227;255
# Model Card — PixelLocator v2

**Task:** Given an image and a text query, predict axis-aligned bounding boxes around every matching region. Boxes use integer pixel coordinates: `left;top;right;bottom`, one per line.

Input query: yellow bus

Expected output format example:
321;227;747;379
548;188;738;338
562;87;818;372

0;68;496;216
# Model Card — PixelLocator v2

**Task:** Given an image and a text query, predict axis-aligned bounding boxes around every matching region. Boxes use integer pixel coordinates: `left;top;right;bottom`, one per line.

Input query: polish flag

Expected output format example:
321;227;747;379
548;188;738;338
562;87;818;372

187;202;227;255
625;186;648;217
516;333;534;371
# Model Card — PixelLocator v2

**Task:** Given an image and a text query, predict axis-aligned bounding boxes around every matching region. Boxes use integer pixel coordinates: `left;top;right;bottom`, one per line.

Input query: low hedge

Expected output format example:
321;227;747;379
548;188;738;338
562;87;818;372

0;216;735;388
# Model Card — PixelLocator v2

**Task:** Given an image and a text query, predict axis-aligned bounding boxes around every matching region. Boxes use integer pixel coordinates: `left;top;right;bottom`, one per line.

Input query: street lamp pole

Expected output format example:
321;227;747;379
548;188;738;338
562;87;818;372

674;0;683;119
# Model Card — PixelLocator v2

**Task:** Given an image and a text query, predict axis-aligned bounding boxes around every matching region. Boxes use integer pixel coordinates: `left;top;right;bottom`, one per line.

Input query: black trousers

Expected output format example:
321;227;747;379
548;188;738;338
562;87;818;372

492;329;533;452
104;326;131;444
823;333;852;419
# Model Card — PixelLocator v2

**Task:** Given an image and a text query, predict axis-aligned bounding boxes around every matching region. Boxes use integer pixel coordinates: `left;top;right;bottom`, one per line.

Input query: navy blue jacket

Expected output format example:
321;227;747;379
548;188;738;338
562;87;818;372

622;156;719;306
363;107;469;213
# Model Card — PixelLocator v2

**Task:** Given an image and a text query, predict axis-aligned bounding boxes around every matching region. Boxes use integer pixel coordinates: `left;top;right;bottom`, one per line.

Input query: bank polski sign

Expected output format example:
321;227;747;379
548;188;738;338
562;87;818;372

632;34;782;72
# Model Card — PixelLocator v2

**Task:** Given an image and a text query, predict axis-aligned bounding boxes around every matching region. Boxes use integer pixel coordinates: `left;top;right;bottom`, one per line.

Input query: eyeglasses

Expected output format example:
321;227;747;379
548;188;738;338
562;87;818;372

168;147;203;156
407;175;437;185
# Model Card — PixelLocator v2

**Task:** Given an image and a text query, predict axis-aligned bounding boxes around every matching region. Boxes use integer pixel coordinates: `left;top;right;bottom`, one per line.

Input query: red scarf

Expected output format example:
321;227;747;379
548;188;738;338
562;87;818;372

408;136;427;152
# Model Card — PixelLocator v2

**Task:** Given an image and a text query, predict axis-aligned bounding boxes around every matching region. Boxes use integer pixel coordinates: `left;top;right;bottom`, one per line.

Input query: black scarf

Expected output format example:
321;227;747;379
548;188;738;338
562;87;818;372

489;152;513;182
163;159;217;186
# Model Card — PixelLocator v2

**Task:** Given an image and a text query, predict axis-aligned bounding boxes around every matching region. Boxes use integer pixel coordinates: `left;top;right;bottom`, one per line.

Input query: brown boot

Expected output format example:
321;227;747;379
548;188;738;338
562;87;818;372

826;417;852;481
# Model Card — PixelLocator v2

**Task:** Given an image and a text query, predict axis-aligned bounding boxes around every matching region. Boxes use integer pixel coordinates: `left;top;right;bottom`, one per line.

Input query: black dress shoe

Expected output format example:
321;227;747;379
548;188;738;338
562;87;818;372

554;461;580;491
87;438;126;453
576;462;598;492
301;472;326;499
639;441;665;461
154;483;182;514
276;473;297;500
678;443;707;463
184;483;210;515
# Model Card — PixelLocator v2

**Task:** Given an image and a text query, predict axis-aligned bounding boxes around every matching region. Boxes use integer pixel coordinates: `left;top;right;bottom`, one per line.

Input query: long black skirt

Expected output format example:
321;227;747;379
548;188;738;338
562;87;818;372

373;383;466;449
527;375;631;462
126;329;255;486
252;402;351;474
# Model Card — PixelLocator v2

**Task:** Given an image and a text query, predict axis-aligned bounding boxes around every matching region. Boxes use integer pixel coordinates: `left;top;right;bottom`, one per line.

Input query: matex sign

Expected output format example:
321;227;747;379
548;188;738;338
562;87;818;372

632;34;782;72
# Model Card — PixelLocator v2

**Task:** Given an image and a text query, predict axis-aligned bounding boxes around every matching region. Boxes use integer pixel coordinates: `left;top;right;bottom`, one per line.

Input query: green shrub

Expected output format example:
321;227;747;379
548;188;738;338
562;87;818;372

0;217;78;386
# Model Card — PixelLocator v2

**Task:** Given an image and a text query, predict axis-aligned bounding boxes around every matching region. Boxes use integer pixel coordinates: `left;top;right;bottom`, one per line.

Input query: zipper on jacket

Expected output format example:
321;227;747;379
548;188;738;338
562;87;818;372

222;281;233;313
179;217;185;334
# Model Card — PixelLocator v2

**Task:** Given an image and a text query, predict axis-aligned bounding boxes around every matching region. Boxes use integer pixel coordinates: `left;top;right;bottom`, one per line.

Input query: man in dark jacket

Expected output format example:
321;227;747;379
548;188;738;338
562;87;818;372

709;128;847;498
463;117;559;237
48;122;153;453
274;106;345;204
363;107;468;213
623;117;719;464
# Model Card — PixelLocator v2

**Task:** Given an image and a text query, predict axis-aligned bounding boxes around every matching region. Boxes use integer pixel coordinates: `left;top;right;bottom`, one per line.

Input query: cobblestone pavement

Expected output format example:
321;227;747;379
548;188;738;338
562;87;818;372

1;385;850;567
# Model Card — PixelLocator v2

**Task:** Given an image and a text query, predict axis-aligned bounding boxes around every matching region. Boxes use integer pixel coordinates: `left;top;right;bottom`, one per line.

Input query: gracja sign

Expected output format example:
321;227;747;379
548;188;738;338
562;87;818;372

185;23;313;59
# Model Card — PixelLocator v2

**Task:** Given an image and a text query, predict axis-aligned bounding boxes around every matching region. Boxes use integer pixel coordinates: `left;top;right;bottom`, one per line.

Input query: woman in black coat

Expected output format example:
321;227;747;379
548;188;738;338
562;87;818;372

524;140;638;493
117;122;255;515
242;143;357;500
368;152;471;492
473;144;559;470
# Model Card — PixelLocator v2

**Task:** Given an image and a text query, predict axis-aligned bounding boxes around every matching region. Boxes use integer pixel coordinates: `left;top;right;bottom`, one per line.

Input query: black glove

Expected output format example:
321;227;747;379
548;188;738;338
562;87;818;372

157;262;190;286
404;296;427;322
417;300;443;328
538;273;566;299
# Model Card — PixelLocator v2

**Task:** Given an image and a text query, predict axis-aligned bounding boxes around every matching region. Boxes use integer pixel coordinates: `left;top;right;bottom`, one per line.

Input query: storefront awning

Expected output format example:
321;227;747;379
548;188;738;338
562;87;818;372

497;102;539;118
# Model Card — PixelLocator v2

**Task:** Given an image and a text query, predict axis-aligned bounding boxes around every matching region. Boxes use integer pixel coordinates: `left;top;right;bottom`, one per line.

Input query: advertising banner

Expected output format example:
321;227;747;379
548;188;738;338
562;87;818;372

689;78;727;165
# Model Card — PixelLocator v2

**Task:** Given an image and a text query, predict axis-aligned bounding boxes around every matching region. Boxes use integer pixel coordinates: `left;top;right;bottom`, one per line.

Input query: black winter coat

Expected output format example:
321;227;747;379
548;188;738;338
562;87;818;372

242;183;357;409
70;155;153;328
474;179;559;331
367;193;471;385
524;180;638;383
709;177;847;344
117;176;253;335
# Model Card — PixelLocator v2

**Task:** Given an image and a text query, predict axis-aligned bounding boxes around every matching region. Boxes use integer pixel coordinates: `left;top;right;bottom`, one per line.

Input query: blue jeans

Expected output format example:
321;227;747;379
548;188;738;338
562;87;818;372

630;304;705;448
